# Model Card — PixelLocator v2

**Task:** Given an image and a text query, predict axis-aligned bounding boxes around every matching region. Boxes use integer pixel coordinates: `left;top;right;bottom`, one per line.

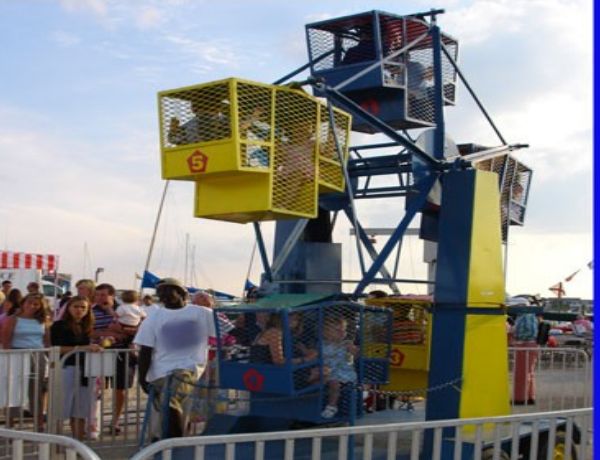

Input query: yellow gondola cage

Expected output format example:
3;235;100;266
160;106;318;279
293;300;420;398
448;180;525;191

365;297;432;393
157;78;352;223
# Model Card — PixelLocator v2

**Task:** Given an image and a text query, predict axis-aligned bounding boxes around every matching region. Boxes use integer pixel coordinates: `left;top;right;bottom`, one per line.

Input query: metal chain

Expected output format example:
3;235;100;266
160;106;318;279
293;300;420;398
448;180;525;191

356;377;463;398
163;373;463;404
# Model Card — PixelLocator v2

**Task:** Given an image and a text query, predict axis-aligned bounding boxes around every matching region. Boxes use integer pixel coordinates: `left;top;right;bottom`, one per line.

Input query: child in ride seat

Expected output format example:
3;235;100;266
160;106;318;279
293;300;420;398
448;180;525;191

320;316;358;419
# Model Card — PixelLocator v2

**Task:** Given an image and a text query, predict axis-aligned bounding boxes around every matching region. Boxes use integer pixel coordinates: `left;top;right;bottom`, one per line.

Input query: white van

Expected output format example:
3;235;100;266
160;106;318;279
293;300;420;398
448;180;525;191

0;269;64;301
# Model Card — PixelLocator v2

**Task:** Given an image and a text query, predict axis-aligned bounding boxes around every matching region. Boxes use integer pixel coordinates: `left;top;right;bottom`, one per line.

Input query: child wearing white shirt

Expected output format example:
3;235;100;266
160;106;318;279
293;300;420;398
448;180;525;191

116;290;146;328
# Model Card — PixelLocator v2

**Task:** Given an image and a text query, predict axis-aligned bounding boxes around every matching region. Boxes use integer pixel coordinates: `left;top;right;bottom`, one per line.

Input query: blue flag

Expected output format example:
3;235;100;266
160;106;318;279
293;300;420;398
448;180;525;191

141;270;161;289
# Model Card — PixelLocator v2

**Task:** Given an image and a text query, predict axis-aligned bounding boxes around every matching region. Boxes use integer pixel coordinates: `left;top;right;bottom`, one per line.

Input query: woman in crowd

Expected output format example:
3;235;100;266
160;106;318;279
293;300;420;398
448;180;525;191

50;296;103;440
55;279;95;320
0;288;23;339
1;292;51;429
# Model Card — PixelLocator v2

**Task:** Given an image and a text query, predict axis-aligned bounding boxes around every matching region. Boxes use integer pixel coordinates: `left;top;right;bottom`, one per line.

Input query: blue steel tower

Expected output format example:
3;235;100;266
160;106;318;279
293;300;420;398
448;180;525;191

250;9;533;457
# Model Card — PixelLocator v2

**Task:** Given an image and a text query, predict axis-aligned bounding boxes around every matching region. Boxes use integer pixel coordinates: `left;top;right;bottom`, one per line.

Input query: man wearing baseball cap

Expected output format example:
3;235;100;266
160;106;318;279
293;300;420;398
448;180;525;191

134;277;215;438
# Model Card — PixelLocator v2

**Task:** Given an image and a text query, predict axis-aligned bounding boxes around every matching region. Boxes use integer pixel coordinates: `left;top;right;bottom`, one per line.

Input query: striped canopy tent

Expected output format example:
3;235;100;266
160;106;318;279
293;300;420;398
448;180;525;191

0;251;59;272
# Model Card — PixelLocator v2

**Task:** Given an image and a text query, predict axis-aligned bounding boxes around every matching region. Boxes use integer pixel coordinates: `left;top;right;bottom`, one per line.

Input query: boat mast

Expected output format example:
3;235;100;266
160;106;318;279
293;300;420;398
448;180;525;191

140;180;170;292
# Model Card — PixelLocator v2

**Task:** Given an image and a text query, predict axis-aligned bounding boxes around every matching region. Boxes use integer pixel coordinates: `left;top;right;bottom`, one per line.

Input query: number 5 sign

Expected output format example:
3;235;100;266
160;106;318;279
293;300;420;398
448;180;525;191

187;150;208;173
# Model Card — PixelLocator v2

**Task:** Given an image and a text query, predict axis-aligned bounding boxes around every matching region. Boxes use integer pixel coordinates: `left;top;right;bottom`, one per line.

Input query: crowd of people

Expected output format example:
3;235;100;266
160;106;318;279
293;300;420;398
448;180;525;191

0;284;425;438
0;277;218;441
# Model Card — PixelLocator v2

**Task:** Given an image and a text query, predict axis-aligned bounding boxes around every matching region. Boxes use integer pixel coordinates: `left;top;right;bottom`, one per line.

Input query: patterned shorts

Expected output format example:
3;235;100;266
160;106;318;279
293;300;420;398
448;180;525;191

151;367;204;416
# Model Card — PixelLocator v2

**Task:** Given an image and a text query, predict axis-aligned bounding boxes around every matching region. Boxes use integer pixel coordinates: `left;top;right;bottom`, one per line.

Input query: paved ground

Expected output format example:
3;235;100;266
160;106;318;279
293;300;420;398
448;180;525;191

0;356;592;459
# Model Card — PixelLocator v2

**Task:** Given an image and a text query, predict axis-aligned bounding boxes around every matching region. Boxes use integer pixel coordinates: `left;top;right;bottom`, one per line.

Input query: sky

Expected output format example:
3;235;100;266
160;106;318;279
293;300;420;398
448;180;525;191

0;0;593;300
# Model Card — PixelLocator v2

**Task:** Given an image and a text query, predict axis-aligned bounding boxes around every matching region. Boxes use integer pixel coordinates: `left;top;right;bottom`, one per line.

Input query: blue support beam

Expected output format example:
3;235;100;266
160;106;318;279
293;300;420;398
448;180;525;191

343;207;400;294
431;24;446;160
318;85;441;170
353;174;438;296
253;222;272;282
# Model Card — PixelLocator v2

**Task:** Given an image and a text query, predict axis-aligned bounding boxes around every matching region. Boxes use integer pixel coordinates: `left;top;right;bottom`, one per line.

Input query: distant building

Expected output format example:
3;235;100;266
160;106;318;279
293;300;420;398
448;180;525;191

543;297;593;315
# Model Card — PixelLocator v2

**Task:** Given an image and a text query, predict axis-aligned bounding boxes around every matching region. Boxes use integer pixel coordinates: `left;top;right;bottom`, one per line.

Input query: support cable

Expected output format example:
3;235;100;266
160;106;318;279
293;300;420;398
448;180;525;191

326;100;366;275
441;42;507;145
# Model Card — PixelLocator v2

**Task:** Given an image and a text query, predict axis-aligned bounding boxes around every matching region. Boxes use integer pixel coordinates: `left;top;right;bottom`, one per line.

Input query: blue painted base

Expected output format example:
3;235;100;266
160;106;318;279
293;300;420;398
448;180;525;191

202;414;295;435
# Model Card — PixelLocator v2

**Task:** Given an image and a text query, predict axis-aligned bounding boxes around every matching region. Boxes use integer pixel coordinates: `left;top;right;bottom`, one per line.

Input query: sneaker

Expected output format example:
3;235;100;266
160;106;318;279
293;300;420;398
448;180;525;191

321;405;338;419
88;430;99;440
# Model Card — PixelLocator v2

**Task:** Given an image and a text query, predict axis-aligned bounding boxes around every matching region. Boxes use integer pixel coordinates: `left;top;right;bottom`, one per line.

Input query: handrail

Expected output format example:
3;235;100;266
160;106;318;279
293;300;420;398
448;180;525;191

0;428;101;459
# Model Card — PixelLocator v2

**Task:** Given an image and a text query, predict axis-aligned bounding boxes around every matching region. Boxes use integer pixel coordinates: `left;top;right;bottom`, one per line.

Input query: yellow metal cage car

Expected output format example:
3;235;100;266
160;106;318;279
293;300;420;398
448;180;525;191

365;296;432;393
158;78;352;223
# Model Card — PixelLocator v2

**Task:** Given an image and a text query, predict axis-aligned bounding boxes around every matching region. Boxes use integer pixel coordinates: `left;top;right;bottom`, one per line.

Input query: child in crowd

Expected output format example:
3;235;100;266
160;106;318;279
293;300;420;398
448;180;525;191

320;316;358;419
115;290;146;331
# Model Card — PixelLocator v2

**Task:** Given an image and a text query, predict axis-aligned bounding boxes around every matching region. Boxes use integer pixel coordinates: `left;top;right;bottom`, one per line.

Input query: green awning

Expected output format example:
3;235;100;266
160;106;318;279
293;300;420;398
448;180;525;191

222;293;335;310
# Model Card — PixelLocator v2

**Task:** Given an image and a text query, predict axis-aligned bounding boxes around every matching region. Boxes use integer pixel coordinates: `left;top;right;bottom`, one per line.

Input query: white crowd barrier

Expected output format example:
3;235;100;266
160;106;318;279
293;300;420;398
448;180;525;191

0;428;100;460
0;348;54;433
130;408;593;460
508;346;592;412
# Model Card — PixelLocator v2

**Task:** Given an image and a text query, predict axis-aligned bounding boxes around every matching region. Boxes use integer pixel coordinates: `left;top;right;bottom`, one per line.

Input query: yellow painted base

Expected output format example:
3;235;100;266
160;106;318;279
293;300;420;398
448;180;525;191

459;171;510;419
459;314;511;418
194;174;317;223
161;141;238;180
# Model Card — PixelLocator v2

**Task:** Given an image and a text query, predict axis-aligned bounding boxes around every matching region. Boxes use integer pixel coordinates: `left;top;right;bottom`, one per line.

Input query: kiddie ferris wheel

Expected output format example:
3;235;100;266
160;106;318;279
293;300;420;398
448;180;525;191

155;7;534;450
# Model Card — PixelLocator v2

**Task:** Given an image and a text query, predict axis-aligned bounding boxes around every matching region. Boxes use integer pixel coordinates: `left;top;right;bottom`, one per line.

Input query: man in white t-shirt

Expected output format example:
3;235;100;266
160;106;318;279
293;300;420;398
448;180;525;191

134;277;215;438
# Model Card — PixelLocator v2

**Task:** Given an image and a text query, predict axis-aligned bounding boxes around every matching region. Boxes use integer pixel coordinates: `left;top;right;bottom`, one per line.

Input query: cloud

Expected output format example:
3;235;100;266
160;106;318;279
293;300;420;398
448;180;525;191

58;0;107;18
52;30;81;47
443;0;527;45
0;104;258;294
164;35;239;67
3;1;592;298
135;6;164;30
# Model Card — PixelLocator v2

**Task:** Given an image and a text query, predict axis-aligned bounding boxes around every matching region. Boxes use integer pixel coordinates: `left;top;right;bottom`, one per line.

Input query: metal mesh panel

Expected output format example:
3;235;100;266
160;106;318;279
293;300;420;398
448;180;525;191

510;162;531;225
476;155;510;241
474;154;533;240
318;160;344;191
361;307;392;384
406;40;435;123
272;91;318;216
380;16;427;88
366;298;430;345
307;16;375;71
338;27;376;66
317;105;350;191
391;303;428;345
236;83;273;168
319;304;359;419
290;309;319;392
441;41;458;104
307;28;336;71
160;82;231;148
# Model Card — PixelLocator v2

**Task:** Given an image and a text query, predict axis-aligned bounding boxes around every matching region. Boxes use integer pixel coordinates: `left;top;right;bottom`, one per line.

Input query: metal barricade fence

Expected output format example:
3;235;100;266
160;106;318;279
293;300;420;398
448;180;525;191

130;407;593;460
508;347;592;412
0;428;100;460
0;348;56;434
51;347;145;452
1;346;593;457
